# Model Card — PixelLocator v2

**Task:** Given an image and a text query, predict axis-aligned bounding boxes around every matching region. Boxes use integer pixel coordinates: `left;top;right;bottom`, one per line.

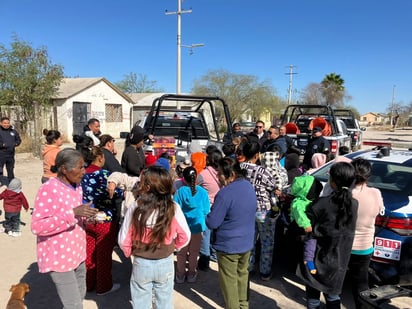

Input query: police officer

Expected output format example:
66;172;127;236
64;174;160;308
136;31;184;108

303;126;330;170
0;117;21;182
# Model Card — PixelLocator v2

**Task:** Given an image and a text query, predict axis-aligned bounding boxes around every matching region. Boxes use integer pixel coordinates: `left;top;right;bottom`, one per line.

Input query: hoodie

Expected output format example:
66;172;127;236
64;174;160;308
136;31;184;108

173;185;210;233
42;144;62;178
290;175;316;229
0;186;29;213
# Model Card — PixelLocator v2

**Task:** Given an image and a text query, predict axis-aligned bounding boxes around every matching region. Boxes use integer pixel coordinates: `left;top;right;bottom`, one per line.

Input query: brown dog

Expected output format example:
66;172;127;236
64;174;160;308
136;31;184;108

6;283;30;309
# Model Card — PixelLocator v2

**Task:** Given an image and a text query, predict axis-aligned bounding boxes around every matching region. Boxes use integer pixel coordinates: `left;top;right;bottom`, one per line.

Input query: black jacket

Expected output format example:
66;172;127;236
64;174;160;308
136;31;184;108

0;126;21;155
102;148;124;173
121;145;145;177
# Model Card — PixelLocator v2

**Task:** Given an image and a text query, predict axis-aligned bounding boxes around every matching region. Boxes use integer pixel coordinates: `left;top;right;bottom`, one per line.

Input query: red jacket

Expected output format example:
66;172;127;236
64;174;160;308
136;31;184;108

0;189;29;213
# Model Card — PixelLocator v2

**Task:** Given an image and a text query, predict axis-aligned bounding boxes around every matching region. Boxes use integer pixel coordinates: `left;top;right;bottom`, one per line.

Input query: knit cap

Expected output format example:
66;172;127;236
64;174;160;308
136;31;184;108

8;178;22;193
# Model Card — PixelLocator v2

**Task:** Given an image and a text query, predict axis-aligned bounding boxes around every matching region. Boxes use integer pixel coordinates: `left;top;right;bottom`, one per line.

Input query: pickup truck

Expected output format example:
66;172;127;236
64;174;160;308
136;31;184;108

334;109;365;151
280;104;352;156
138;94;233;162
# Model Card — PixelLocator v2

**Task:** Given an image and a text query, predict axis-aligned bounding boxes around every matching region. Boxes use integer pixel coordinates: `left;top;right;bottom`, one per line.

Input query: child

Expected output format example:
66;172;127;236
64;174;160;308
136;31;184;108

290;175;323;274
118;166;190;308
0;178;29;236
173;166;210;283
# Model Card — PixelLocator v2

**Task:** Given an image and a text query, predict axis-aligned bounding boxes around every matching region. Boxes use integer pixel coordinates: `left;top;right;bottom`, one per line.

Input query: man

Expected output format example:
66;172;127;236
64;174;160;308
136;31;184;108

223;122;244;143
0;117;21;182
121;125;146;177
261;126;287;154
302;126;331;170
83;118;101;146
279;125;294;150
246;120;267;148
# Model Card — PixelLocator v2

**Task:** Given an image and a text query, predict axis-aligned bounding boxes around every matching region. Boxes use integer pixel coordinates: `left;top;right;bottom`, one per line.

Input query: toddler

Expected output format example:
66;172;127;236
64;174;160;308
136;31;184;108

0;178;29;236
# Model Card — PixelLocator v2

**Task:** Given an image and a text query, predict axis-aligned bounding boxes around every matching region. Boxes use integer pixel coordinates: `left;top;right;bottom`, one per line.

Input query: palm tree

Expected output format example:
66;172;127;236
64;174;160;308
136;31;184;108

321;73;345;106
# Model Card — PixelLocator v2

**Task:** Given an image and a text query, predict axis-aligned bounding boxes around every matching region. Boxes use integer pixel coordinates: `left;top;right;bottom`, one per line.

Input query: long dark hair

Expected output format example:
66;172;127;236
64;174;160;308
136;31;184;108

218;157;246;183
329;162;356;229
183;166;197;196
132;166;175;252
44;129;61;145
351;158;371;185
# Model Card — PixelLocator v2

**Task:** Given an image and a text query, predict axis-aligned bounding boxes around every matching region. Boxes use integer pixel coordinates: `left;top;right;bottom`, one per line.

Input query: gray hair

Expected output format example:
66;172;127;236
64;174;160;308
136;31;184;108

52;148;83;174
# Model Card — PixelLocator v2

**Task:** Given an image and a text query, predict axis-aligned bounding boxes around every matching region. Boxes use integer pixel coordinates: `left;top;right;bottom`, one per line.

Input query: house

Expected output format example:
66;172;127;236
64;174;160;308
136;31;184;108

128;92;166;126
360;112;387;126
51;78;134;138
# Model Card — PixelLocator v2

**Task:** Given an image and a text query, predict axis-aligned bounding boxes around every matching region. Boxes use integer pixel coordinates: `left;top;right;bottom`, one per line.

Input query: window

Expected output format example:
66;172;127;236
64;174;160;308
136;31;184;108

105;104;122;122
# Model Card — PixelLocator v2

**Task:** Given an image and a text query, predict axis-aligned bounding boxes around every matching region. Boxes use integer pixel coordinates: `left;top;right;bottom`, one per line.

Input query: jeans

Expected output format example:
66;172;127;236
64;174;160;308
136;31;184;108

49;262;86;309
130;254;174;309
306;285;341;309
217;251;251;309
200;228;211;256
347;253;372;309
249;215;277;276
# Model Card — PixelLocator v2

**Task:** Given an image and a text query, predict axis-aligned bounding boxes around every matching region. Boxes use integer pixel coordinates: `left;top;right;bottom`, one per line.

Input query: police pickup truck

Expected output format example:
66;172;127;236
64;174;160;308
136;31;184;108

280;104;352;156
334;109;365;151
137;94;233;162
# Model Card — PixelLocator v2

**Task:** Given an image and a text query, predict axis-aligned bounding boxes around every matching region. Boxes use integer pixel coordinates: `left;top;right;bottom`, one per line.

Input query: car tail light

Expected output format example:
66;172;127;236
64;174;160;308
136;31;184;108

330;140;338;154
375;216;412;236
353;132;358;141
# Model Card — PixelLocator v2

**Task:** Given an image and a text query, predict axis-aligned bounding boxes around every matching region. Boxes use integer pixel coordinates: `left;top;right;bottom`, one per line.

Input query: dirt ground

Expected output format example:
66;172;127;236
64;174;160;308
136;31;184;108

1;128;411;308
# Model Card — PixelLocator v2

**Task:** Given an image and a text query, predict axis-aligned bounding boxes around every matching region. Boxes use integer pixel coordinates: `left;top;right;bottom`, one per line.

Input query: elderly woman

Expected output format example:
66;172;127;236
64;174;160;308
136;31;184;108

31;148;98;309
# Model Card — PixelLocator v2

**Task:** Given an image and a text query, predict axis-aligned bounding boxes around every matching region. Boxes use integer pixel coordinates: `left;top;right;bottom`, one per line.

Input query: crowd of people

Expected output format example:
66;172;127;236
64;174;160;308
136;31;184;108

0;116;384;309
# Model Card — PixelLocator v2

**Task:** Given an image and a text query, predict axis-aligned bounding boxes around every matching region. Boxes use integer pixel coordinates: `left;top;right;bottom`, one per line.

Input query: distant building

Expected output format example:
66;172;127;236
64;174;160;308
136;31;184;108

360;112;387;126
51;77;134;138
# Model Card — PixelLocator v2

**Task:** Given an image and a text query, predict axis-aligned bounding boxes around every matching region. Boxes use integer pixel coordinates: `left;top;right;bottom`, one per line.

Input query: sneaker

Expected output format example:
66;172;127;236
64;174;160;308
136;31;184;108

0;227;5;233
7;231;13;236
175;274;185;284
187;273;197;283
11;231;21;237
97;283;120;295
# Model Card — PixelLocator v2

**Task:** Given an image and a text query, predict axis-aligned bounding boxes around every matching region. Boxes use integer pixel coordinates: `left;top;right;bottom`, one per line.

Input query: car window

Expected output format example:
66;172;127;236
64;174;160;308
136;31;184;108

313;160;412;195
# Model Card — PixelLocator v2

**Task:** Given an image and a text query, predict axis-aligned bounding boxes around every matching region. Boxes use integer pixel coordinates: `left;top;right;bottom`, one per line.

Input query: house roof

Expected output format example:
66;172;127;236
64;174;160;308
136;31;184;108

54;77;133;103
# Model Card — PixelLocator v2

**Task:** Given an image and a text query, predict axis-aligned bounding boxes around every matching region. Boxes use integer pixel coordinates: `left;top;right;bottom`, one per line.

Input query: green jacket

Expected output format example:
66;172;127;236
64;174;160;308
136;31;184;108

290;175;315;229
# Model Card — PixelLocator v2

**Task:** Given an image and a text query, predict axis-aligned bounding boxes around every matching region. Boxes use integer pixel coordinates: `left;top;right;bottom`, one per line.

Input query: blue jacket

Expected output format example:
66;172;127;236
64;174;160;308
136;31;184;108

174;185;210;234
206;179;256;254
0;126;21;155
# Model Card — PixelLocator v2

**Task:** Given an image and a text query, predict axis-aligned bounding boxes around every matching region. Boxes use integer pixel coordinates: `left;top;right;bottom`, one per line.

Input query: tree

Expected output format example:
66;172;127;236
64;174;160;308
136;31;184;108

320;72;346;106
299;82;325;104
191;69;283;123
0;35;64;132
115;72;163;94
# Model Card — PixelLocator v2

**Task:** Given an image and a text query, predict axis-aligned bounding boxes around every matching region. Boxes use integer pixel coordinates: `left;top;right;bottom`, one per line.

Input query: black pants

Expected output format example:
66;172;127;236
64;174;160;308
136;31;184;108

0;155;15;181
4;212;21;232
347;253;372;309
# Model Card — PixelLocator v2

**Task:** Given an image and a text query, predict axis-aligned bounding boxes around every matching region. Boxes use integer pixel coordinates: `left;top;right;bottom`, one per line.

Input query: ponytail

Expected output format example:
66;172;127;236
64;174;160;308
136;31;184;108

183;166;198;196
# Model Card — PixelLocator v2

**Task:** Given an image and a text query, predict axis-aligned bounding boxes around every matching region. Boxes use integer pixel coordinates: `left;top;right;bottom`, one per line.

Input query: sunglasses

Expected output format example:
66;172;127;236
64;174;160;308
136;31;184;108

255;126;263;128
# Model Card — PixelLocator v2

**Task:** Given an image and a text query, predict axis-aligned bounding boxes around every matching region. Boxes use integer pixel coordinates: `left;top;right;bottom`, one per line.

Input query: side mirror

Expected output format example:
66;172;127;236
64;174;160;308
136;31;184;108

360;127;366;131
120;132;129;139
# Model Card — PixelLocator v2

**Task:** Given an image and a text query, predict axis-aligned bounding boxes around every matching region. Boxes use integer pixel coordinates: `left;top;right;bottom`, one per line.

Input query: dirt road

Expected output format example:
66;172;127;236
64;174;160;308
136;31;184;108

1;127;411;308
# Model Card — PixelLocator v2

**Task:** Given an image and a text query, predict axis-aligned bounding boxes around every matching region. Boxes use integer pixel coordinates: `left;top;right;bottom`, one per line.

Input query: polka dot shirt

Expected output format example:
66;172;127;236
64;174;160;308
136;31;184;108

31;178;86;273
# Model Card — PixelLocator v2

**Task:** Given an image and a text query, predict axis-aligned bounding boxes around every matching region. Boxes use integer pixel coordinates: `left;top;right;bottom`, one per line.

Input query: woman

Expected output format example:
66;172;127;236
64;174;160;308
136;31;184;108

31;148;98;309
348;158;384;308
206;157;256;308
41;129;63;183
81;146;123;295
240;141;278;280
297;162;358;309
99;134;124;172
118;166;190;309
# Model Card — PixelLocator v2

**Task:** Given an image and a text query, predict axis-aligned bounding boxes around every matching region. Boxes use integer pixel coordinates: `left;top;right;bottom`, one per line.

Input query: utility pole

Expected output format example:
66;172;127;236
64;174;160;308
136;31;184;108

166;0;192;96
390;85;396;130
285;65;297;104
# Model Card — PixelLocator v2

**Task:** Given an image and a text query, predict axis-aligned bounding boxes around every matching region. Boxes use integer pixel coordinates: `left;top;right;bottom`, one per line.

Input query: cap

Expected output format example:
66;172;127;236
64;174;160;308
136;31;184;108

145;154;157;166
313;126;322;133
178;158;191;169
129;126;145;144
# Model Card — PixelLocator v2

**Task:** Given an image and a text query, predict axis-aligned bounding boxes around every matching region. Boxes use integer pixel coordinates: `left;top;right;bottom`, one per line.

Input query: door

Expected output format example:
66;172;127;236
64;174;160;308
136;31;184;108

72;102;91;136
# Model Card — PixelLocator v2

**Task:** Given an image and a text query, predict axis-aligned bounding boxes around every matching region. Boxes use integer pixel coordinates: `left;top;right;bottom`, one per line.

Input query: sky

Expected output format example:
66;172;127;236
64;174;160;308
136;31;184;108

1;0;411;115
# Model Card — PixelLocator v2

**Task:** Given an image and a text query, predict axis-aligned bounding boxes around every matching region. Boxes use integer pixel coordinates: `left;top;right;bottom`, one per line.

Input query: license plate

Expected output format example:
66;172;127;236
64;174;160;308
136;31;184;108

373;237;401;261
